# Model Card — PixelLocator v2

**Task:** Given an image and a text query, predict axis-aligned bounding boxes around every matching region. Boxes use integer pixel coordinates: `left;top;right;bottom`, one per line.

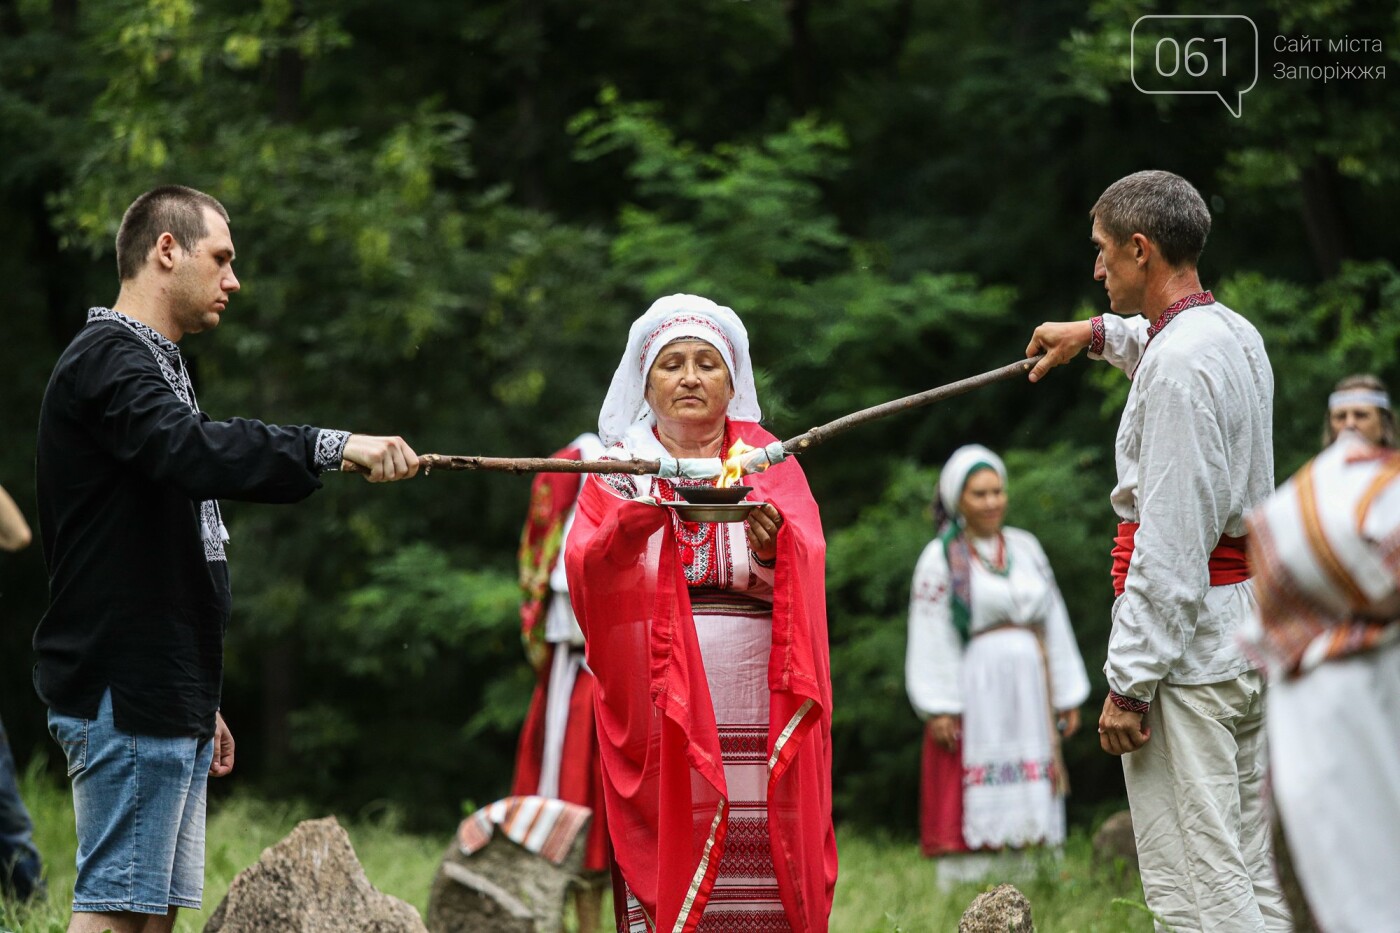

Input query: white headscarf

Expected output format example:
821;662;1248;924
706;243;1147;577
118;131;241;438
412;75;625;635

598;294;761;446
938;444;1007;523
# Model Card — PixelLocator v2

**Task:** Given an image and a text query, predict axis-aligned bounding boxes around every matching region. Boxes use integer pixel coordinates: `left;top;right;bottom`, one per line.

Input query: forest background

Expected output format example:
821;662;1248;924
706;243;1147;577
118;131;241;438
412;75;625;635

1;0;1397;838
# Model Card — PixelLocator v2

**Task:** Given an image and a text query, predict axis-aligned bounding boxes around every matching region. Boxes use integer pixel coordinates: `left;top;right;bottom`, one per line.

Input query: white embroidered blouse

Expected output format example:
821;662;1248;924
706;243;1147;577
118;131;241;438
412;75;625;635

905;527;1091;716
595;420;776;597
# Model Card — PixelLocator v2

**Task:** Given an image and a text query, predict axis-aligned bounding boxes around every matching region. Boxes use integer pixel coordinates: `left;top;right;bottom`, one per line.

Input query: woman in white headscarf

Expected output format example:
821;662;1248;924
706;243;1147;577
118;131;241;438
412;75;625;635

565;295;836;933
905;445;1090;868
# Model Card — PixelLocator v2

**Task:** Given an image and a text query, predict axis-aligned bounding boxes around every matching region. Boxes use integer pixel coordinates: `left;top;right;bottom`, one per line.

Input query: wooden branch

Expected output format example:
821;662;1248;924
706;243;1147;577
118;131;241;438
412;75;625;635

342;454;661;476
780;354;1043;455
341;354;1045;477
418;455;661;476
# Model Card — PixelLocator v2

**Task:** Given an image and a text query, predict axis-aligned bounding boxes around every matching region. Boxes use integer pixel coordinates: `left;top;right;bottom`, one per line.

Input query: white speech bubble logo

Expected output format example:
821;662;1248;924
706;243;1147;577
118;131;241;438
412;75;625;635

1131;15;1258;118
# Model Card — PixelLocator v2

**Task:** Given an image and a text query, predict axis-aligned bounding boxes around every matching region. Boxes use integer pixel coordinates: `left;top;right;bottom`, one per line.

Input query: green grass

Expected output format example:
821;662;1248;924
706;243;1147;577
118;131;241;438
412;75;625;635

2;762;1154;932
831;833;1155;932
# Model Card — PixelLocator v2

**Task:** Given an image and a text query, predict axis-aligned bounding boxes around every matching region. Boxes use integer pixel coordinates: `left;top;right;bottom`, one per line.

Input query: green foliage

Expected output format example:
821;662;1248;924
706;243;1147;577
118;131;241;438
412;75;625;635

1223;261;1400;475
575;92;851;294
1064;0;1400;282
336;544;520;679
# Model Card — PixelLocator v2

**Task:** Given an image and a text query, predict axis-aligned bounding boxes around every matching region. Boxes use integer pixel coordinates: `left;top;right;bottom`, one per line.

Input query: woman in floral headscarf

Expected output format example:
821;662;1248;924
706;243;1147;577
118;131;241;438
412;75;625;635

905;445;1089;872
566;295;836;933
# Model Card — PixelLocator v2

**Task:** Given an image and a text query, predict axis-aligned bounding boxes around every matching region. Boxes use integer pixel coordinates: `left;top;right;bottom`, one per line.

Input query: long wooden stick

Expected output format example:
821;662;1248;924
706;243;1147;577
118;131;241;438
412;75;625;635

413;454;661;476
781;354;1043;454
346;354;1044;476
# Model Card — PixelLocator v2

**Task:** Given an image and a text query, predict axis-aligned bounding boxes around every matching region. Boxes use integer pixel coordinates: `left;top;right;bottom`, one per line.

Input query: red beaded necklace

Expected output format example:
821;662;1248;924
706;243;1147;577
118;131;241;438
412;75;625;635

969;532;1010;576
654;422;731;569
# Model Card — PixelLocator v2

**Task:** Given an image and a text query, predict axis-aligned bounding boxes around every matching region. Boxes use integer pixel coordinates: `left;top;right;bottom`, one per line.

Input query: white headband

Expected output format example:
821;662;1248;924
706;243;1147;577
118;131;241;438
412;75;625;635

1329;389;1390;412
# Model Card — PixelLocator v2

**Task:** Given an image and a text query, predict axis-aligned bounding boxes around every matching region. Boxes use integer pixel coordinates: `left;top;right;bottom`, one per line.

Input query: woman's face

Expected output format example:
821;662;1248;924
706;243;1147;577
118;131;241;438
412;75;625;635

645;339;734;432
1329;404;1386;445
958;468;1006;538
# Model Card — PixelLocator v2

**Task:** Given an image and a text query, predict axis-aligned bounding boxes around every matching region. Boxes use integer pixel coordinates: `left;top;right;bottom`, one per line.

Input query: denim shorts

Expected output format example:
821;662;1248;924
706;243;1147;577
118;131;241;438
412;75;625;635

48;689;214;915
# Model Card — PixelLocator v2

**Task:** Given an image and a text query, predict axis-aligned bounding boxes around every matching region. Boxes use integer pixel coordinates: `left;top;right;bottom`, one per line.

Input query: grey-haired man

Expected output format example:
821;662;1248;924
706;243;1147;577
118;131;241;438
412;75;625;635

1026;170;1290;932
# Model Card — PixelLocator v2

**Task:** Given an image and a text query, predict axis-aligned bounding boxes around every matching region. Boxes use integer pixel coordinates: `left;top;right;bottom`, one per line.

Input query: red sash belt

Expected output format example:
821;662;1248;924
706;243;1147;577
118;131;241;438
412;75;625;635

1111;521;1251;598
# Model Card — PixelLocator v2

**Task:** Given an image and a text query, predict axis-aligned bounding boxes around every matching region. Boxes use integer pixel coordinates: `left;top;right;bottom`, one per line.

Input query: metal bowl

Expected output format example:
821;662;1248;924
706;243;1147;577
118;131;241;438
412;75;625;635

675;485;752;505
663;501;763;523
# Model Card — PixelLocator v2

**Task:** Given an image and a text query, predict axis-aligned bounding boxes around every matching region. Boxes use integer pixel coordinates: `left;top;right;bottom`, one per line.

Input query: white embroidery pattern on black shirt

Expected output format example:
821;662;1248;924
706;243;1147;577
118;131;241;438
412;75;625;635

87;308;230;562
315;429;351;472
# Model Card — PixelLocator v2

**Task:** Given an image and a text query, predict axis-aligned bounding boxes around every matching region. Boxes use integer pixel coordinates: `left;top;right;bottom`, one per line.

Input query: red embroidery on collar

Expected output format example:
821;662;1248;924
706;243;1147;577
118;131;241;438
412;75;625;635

1146;290;1214;340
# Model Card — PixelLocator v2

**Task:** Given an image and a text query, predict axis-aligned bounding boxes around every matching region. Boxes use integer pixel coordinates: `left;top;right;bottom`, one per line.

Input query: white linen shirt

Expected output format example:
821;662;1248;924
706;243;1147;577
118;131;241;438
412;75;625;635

1092;302;1275;701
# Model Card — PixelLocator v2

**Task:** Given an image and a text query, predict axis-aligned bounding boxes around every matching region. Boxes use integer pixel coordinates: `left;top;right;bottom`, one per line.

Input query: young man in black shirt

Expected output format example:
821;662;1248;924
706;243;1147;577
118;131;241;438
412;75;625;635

35;185;419;933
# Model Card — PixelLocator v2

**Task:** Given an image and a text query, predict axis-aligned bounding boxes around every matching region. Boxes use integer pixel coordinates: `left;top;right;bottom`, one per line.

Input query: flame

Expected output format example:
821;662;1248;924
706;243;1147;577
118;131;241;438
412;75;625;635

718;440;759;488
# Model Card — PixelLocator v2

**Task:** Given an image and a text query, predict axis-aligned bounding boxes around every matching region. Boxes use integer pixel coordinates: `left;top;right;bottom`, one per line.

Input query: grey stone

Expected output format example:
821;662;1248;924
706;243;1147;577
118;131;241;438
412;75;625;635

1092;809;1139;871
204;816;426;933
959;883;1035;933
426;812;592;933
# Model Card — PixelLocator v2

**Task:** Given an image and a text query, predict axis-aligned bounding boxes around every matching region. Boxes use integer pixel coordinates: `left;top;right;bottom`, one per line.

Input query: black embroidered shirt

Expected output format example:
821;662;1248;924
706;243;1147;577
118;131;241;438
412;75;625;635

34;309;349;738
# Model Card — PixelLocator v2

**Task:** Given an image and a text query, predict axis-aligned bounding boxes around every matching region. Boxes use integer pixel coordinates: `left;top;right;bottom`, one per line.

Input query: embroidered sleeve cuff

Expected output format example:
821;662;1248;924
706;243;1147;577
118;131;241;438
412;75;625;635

1109;690;1150;714
1089;316;1106;357
601;472;641;499
314;429;351;473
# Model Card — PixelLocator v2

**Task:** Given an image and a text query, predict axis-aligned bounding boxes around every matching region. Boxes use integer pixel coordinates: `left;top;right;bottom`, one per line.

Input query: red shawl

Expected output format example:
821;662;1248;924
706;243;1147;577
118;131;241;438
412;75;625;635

517;442;587;672
512;440;609;872
566;421;836;932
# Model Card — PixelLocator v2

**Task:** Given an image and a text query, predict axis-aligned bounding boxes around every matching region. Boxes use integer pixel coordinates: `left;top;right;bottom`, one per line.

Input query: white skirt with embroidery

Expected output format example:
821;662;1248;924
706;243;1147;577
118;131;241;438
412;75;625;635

624;593;789;933
960;626;1064;850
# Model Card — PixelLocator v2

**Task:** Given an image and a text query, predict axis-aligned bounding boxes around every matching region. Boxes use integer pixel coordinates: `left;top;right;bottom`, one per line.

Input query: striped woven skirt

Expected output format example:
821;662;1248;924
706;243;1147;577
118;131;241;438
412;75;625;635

623;590;789;932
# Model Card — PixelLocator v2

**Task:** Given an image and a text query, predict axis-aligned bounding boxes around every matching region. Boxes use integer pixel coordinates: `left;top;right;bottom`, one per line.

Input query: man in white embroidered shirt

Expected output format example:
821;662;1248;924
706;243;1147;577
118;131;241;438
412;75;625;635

1024;170;1290;932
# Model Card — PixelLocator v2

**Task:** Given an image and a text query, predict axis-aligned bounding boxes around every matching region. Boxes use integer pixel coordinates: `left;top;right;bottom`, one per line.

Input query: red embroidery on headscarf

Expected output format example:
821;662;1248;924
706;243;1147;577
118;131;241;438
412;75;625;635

639;314;735;369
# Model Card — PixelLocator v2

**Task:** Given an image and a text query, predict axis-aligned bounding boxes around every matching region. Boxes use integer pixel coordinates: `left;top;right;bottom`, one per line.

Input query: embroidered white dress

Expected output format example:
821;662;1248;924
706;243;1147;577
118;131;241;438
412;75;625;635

906;528;1090;848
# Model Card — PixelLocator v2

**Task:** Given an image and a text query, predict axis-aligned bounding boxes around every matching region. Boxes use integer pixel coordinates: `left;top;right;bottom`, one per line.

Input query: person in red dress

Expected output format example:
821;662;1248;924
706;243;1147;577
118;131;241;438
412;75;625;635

566;294;837;933
512;433;610;931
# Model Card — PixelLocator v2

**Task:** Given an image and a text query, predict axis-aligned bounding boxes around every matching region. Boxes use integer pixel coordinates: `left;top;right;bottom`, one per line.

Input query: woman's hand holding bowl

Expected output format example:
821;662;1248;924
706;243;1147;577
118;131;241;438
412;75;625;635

745;502;783;564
